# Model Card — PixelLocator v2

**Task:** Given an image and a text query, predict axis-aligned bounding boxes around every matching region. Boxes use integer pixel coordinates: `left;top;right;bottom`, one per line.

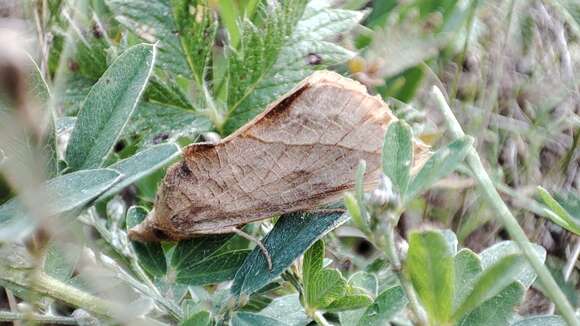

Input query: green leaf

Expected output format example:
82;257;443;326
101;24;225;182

175;249;250;285
0;54;57;180
382;120;413;195
102;143;181;198
344;192;365;232
180;310;211;326
512;315;567;326
480;241;546;288
170;234;248;285
223;0;308;133
306;268;347;310
231;211;348;296
25;53;57;178
0;169;121;242
406;230;454;324
43;241;82;282
407;136;473;199
303;240;365;312
348;271;378;297
65;43;156;171
355;161;370;224
537;186;580;235
453;255;526;320
325;294;372;312
106;0;215;82
259;294;310;326
457;282;524;326
357;286;409;326
223;2;363;133
453;248;482;309
303;240;325;294
125;102;212;146
171;234;234;270
232;312;292;326
126;206;167;277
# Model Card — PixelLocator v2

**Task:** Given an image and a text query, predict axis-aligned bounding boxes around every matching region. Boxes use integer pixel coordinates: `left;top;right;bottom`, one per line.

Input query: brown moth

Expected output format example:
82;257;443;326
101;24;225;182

128;71;429;243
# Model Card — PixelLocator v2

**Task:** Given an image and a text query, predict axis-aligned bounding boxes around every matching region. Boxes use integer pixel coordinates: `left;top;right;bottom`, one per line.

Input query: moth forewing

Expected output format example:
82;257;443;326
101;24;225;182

128;70;429;242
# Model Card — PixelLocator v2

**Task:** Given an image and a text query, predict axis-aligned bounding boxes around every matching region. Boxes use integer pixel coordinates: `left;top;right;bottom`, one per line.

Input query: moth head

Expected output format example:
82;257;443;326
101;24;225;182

127;209;173;242
128;160;203;242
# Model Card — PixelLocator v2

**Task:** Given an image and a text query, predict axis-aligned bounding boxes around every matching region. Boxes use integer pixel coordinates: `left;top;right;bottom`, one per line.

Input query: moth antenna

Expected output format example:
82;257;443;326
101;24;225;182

231;228;272;271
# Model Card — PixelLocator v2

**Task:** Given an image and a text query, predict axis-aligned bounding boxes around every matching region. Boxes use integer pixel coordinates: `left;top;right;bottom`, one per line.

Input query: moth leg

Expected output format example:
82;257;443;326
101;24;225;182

230;227;273;271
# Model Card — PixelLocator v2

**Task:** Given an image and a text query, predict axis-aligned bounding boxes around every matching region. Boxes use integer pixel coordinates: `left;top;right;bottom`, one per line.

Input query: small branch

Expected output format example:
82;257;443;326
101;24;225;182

0;311;77;325
432;86;579;326
34;272;114;317
382;217;429;326
311;310;332;326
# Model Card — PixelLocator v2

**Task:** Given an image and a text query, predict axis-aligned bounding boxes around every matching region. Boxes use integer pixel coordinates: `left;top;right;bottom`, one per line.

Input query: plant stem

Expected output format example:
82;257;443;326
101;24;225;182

382;218;429;326
432;86;579;326
34;272;114;317
311;310;332;326
0;311;77;325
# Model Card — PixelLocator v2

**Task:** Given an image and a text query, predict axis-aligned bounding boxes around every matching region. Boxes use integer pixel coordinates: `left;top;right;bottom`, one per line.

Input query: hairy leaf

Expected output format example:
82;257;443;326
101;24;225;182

458;282;524;326
453;248;482;309
180;310;211;326
453;255;526;320
65;44;156;171
406;230;454;324
103;143;181;198
537;186;580;235
357;286;408;326
0;169;121;242
175;249;249;285
106;0;215;81
223;2;363;133
407;136;473;199
512;315;567;326
259;294;309;326
382;120;414;195
231;211;348;296
480;241;546;288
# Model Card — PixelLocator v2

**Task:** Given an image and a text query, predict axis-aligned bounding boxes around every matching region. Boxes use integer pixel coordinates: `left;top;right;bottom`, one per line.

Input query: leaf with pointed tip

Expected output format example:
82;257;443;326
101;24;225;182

223;2;363;133
175;249;250;285
65;43;156;171
232;312;292;326
382;120;413;195
453;248;482;309
407;136;473;199
170;233;249;285
512;315;567;326
537;186;580;235
324;294;372;312
480;241;546;288
357;286;408;326
102;143;181;198
171;234;234;270
0;169;121;242
453;255;526;321
457;282;524;326
231;211;348;296
126;206;167;277
180;310;211;326
259;294;310;326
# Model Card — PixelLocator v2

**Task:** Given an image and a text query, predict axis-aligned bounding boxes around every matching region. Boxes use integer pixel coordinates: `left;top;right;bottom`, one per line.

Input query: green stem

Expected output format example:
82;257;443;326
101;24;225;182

32;272;113;317
432;86;579;326
310;310;332;326
382;217;429;326
0;311;77;325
